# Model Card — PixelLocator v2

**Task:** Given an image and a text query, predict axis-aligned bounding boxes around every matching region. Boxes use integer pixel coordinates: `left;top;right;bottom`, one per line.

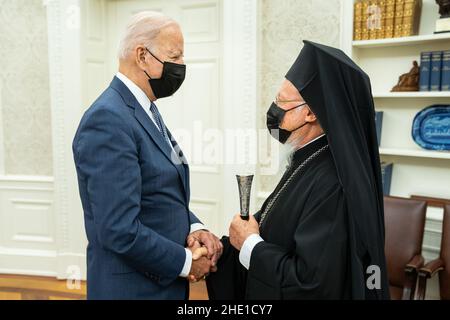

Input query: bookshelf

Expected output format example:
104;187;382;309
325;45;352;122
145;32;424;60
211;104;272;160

373;91;450;97
354;32;450;48
341;3;449;291
342;0;450;202
380;147;450;159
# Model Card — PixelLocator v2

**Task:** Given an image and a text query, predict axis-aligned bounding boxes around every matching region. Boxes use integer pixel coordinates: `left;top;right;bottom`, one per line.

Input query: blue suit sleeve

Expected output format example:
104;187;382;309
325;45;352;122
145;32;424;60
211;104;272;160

73;108;186;286
189;210;202;225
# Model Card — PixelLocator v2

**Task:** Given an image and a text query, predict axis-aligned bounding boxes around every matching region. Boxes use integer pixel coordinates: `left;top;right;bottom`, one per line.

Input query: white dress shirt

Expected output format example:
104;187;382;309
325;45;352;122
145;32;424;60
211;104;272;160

239;133;327;270
116;72;205;278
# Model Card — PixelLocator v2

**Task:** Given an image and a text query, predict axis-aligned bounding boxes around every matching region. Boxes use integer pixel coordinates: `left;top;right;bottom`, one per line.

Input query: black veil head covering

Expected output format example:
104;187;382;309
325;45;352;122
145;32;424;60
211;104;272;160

286;40;390;299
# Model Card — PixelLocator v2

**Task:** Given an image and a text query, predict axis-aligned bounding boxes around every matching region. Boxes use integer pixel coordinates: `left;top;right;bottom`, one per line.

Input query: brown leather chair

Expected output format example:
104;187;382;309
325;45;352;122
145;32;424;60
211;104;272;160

416;204;450;300
384;196;427;300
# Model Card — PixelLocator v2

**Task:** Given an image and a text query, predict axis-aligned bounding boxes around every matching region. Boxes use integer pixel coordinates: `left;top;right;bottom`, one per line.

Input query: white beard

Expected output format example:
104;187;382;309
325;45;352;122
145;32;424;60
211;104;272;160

279;141;296;170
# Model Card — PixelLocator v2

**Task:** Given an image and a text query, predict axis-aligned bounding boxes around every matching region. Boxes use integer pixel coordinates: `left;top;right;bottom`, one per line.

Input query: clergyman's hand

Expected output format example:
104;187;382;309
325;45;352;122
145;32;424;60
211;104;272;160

229;214;259;251
187;230;223;267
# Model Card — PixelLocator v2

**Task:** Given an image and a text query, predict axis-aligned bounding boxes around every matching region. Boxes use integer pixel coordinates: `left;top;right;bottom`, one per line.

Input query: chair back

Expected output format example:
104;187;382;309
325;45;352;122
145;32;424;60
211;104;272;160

384;196;427;299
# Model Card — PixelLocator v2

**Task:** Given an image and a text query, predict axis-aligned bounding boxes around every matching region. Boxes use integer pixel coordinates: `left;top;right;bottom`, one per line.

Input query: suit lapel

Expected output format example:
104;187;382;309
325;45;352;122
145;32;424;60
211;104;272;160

110;77;188;200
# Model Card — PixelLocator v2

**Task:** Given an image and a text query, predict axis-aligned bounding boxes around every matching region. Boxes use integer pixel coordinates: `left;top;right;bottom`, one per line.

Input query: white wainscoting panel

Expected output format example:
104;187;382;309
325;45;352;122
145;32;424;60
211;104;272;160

180;0;219;43
190;197;220;236
83;0;110;108
0;176;57;276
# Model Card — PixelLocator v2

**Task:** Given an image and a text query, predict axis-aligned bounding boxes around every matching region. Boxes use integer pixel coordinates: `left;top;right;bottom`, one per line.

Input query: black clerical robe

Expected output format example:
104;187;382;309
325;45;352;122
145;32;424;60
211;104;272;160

207;135;351;300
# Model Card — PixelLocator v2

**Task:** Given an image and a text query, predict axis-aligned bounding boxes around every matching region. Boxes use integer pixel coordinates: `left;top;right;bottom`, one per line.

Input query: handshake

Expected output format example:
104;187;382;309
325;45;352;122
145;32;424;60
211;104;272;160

185;230;223;282
184;214;260;282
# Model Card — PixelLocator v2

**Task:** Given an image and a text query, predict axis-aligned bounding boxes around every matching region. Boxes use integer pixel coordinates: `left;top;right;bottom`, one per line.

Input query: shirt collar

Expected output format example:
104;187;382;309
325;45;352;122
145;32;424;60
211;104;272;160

116;72;151;110
301;134;326;149
290;134;328;166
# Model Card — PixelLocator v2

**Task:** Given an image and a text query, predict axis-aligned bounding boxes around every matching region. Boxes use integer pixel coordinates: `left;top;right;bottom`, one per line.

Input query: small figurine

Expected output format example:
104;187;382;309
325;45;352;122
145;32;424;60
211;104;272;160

391;61;420;92
435;0;450;33
437;0;450;18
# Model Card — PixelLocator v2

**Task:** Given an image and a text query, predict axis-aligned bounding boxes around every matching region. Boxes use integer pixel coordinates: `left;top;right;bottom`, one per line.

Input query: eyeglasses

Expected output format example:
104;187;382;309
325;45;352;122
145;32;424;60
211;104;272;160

275;96;307;106
275;96;308;110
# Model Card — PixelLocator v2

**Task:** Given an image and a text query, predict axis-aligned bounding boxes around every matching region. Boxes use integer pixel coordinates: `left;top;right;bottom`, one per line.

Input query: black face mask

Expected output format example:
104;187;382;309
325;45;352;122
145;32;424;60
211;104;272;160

266;102;308;144
145;48;186;99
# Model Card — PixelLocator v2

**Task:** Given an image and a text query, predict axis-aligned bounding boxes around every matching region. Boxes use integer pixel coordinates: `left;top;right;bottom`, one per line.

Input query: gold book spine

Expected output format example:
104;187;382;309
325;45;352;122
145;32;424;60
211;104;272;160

361;0;370;40
402;0;422;37
393;0;405;38
354;0;363;40
369;0;380;39
385;0;396;38
377;0;387;39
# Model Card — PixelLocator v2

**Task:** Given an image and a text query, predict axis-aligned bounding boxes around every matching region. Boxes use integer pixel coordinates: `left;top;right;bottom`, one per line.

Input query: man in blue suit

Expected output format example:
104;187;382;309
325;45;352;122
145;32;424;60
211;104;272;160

73;11;222;300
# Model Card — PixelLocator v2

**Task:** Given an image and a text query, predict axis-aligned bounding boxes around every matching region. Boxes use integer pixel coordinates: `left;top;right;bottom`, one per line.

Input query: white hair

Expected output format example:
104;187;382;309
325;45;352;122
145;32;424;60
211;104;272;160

118;11;177;60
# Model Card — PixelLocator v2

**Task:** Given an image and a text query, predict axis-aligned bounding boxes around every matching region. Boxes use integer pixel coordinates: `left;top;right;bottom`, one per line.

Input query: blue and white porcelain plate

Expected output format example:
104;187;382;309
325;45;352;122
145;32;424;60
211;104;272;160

412;105;450;151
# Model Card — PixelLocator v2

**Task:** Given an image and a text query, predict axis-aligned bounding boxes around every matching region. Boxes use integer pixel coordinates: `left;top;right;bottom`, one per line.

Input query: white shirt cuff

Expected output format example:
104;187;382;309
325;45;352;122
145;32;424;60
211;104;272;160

239;234;264;270
180;248;193;278
190;223;207;234
180;224;208;277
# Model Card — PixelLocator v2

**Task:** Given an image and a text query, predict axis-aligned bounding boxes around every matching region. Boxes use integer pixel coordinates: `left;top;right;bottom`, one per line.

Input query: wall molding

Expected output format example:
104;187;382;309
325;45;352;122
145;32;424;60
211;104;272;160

0;175;53;186
46;0;71;261
46;0;87;278
221;0;259;236
339;0;353;56
0;248;86;279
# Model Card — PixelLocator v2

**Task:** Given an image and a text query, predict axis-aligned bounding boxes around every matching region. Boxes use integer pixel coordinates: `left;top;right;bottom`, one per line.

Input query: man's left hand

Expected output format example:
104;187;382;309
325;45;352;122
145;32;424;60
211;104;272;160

229;214;259;251
187;230;223;266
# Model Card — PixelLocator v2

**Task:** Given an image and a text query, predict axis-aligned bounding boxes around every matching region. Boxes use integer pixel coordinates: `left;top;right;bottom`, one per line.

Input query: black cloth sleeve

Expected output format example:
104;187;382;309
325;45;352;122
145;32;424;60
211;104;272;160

206;236;248;300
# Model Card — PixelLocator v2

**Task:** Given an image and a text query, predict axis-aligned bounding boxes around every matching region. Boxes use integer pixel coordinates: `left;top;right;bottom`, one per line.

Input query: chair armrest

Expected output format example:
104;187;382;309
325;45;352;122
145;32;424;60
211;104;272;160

405;254;425;273
418;259;445;279
401;255;424;300
416;258;445;300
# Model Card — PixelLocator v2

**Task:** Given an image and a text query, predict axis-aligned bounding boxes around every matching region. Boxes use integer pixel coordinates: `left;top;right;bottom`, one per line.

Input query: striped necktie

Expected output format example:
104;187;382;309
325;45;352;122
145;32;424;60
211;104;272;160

149;102;187;166
149;102;170;144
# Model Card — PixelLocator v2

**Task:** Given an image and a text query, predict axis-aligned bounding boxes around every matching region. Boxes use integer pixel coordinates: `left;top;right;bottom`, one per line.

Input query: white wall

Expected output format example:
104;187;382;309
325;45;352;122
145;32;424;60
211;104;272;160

0;0;64;278
0;0;90;281
0;81;4;175
0;0;53;176
257;0;343;197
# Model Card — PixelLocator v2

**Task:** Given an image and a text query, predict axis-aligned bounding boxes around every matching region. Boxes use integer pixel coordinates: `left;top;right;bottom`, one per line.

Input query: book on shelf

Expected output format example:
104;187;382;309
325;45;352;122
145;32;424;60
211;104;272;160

401;0;422;37
377;0;387;39
375;111;384;146
385;0;396;38
354;0;363;40
430;51;443;91
369;0;382;40
419;51;450;92
361;0;370;40
393;0;405;38
354;0;422;40
419;51;432;91
441;50;450;91
380;162;393;196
